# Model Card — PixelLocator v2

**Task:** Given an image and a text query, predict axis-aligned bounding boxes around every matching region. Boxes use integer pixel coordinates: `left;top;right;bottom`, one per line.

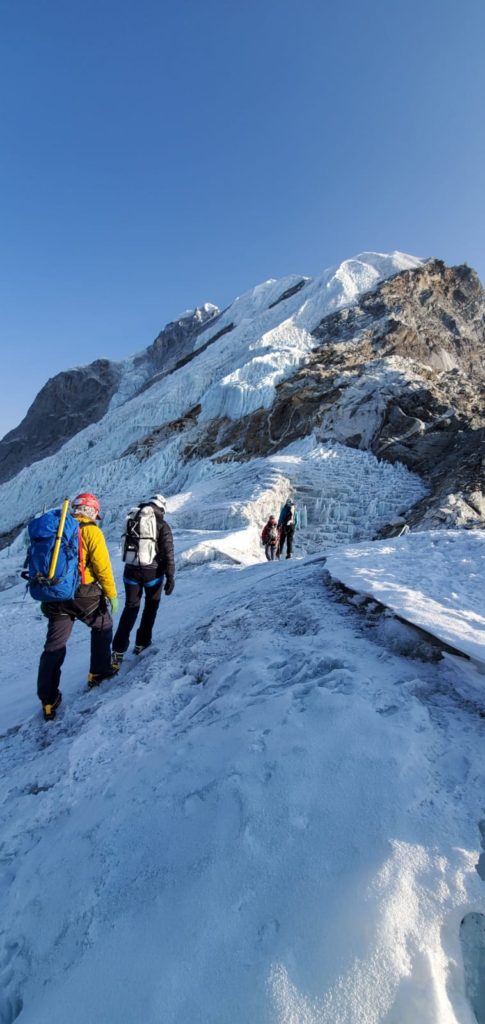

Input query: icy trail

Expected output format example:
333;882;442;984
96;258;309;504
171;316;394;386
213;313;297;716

0;234;482;1021
1;553;485;1024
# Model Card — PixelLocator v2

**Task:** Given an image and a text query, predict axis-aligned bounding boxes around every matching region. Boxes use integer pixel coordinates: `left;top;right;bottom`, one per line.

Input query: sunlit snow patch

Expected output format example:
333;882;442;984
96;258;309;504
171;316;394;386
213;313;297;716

326;530;485;667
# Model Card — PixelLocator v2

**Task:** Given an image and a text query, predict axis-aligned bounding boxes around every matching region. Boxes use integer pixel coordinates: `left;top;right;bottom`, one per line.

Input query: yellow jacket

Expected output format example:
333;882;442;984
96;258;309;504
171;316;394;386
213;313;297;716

75;516;117;600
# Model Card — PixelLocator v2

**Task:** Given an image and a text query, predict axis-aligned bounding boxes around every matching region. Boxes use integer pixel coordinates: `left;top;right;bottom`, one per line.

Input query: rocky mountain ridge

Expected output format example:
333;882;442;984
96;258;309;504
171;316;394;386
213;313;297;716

176;260;484;530
0;359;121;485
0;304;219;485
0;254;483;549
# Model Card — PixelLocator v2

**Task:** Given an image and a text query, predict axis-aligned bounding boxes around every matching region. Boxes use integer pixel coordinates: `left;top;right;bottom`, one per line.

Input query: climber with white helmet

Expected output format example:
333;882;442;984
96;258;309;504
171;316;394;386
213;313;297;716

112;494;175;666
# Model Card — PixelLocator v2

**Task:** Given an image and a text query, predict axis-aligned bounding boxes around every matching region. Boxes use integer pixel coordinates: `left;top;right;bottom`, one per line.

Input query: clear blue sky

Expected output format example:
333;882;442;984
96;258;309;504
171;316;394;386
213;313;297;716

1;0;484;438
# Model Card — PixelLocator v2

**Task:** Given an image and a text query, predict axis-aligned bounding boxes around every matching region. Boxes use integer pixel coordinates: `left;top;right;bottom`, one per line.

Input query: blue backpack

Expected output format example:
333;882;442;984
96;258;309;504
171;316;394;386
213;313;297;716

23;508;83;602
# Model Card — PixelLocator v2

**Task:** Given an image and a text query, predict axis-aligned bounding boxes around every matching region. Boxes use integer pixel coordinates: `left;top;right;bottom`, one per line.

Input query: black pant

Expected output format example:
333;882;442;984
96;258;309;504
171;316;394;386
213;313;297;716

37;584;113;705
278;525;295;558
113;573;164;654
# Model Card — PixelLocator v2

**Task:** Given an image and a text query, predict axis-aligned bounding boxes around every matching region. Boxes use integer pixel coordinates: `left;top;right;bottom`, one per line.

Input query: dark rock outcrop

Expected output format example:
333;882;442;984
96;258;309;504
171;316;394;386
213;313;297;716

122;405;202;461
268;279;307;309
134;305;221;395
136;321;234;398
0;305;220;484
0;360;121;484
311;260;484;376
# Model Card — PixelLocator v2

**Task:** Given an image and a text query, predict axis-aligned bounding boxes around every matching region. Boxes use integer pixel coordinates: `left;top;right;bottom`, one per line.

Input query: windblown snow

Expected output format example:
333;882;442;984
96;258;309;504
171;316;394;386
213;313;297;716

1;251;484;1024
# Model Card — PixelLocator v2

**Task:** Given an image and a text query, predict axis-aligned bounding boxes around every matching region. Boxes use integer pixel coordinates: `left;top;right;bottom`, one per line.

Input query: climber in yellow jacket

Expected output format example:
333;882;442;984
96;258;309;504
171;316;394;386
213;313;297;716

37;492;119;720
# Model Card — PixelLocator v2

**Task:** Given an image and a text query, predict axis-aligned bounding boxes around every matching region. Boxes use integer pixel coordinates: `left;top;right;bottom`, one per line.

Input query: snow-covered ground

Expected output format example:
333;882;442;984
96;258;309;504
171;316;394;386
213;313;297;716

266;440;426;551
325;531;485;668
1;435;426;578
1;508;485;1022
2;249;485;1023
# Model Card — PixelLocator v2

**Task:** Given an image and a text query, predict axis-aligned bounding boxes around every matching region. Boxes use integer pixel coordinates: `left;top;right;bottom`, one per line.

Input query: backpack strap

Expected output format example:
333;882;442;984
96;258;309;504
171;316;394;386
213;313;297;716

78;520;98;583
77;526;86;584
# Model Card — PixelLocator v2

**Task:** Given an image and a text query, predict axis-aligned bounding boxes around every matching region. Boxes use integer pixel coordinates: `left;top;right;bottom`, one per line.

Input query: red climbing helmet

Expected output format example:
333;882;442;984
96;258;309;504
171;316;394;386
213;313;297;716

72;492;101;520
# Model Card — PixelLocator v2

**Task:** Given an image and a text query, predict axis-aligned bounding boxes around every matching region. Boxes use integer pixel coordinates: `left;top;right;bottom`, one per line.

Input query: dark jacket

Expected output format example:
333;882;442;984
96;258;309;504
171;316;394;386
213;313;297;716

123;504;175;584
278;502;298;530
154;509;175;581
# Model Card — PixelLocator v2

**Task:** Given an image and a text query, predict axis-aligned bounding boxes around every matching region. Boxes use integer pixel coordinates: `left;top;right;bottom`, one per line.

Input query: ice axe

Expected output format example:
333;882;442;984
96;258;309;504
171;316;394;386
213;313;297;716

48;498;70;580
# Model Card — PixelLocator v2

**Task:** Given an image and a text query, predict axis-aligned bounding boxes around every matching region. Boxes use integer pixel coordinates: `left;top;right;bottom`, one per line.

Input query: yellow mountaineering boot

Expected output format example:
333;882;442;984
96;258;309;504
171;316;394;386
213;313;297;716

87;669;118;690
42;692;62;721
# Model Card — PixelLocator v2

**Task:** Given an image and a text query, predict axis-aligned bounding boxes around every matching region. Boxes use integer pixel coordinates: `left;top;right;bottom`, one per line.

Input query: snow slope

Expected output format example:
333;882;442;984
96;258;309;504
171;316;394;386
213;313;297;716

2;436;426;601
1;540;485;1024
325;531;485;667
0;252;422;538
3;249;485;1024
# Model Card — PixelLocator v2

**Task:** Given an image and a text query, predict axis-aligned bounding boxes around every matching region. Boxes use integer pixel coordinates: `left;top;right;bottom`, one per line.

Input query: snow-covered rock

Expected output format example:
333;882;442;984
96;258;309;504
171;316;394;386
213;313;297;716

325;529;485;667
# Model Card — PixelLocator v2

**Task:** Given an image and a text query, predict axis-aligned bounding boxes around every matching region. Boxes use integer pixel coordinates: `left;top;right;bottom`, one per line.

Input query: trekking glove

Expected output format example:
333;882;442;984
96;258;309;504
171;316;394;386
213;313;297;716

109;597;119;615
40;602;50;618
164;578;175;596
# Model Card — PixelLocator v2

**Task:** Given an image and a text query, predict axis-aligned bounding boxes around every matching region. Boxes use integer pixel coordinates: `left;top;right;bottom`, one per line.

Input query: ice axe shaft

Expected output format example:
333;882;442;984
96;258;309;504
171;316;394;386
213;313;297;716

48;499;70;579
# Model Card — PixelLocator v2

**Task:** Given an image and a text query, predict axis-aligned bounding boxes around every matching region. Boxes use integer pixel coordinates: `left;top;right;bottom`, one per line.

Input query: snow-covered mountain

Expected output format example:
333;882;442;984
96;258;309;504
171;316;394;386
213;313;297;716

0;251;483;552
1;251;485;1024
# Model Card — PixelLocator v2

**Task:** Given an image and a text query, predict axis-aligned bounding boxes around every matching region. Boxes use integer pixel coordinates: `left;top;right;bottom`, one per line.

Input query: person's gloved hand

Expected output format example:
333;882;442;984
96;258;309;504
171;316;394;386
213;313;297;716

40;602;50;618
164;578;175;596
109;596;119;615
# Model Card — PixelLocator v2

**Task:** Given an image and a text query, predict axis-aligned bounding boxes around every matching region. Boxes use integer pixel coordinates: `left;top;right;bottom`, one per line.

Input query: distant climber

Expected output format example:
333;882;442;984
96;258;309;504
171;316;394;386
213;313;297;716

112;494;175;666
261;515;279;561
277;498;298;559
32;493;119;721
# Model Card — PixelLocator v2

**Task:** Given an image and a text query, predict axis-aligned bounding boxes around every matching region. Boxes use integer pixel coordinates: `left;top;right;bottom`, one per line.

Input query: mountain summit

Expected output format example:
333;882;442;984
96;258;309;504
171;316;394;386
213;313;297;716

0;251;483;549
1;252;485;1024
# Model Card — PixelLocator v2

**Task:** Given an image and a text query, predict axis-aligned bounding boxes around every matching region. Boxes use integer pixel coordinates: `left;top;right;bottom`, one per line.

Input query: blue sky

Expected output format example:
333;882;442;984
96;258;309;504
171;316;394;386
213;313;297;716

1;0;484;437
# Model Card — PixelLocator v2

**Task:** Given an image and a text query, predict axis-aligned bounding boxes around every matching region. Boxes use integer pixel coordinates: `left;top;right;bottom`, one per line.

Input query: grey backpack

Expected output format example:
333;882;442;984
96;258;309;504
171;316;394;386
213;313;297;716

123;505;158;566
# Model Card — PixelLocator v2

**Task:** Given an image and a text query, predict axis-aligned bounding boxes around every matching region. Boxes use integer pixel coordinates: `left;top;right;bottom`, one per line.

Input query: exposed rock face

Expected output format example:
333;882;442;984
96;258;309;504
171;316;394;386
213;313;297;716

0;305;220;485
2;258;483;537
133;304;220;394
311;259;483;376
182;261;485;529
0;360;121;485
121;405;202;461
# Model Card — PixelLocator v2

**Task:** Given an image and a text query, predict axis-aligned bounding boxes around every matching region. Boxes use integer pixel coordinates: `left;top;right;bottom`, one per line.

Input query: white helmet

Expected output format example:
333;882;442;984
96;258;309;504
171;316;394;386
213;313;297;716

149;494;166;512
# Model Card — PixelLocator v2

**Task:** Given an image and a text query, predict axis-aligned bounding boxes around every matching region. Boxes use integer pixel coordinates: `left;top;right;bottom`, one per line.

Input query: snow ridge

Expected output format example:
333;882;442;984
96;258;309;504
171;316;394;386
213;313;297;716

0;252;422;538
1;548;484;1023
3;249;485;1024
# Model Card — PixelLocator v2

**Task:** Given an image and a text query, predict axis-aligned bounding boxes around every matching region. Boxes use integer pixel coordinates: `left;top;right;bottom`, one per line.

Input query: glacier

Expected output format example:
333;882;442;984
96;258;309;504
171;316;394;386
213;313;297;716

1;249;485;1024
0;251;423;538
